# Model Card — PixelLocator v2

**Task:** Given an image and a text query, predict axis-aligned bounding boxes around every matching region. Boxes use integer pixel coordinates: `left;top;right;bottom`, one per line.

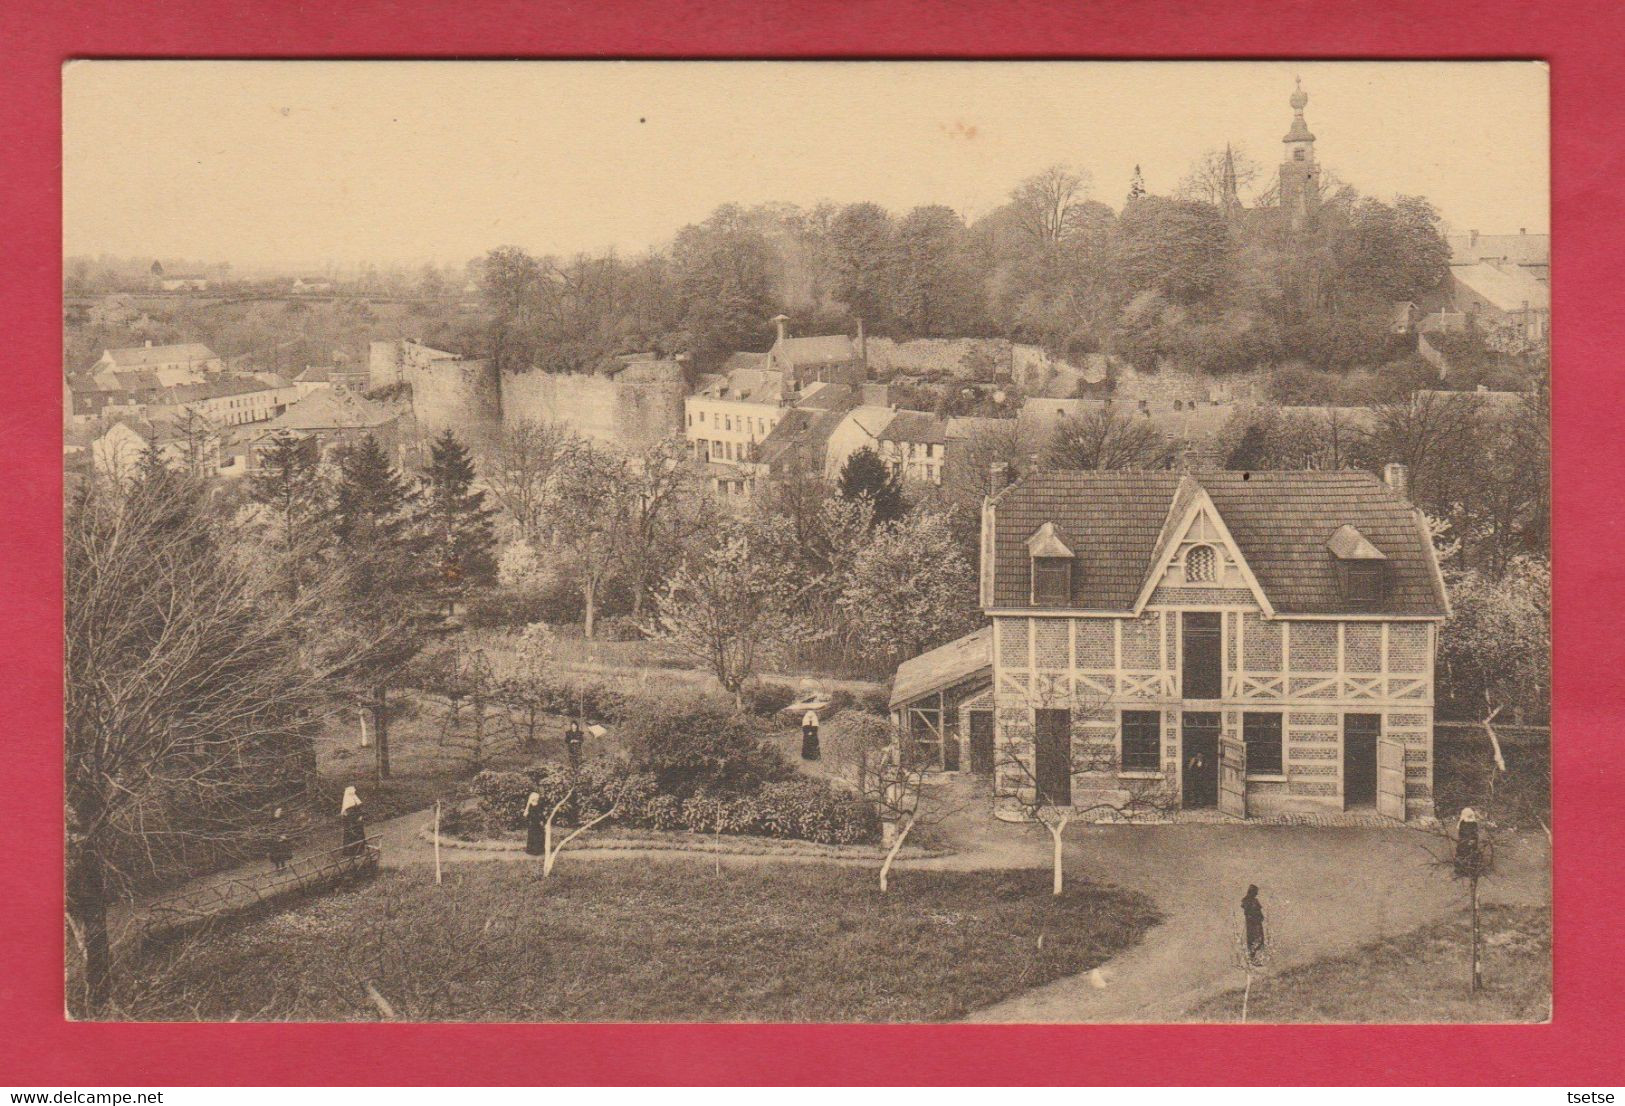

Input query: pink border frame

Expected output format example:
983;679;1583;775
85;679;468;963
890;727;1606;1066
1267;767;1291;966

4;0;1622;1085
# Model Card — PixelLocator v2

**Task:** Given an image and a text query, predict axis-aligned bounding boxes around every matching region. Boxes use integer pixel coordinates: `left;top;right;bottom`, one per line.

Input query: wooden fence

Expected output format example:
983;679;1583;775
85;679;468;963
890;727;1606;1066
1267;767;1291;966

135;837;382;946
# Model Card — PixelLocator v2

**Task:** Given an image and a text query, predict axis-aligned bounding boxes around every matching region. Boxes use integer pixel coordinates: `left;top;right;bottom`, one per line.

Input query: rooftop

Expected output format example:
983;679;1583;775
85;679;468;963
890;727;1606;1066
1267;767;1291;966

1452;261;1550;313
988;469;1448;617
100;342;218;369
890;626;992;709
772;334;857;367
263;388;396;431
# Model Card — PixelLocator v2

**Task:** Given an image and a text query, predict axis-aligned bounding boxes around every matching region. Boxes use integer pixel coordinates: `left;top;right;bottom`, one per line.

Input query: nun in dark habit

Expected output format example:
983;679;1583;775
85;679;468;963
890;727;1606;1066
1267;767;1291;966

340;786;366;858
524;791;546;856
1241;884;1266;965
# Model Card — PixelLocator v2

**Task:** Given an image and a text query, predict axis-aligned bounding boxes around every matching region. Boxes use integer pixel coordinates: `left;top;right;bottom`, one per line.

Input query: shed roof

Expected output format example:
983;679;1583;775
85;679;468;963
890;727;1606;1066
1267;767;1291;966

988;470;1447;617
889;626;992;709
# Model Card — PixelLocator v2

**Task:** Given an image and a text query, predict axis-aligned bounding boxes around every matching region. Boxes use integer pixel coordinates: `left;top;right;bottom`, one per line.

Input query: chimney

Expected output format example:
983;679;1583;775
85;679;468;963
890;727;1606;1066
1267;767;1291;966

773;314;789;344
1383;462;1409;500
989;462;1010;496
1519;227;1527;236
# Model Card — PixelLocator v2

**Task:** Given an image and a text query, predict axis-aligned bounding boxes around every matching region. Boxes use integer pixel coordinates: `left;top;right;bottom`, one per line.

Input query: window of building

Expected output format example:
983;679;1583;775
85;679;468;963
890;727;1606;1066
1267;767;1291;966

1294;148;1306;161
1121;710;1161;772
1243;712;1283;775
1343;561;1387;605
1185;544;1217;583
724;416;732;432
686;413;692;428
1181;611;1223;699
1031;558;1072;605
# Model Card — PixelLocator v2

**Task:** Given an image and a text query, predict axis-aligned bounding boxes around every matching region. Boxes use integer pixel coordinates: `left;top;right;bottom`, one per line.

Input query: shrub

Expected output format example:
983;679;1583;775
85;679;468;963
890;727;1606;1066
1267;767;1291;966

621;701;794;799
745;681;798;717
595;615;645;642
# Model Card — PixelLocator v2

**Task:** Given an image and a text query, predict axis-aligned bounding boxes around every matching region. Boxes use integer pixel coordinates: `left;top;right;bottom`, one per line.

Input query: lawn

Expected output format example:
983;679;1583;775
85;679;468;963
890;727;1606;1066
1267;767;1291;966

109;860;1159;1022
1188;904;1550;1023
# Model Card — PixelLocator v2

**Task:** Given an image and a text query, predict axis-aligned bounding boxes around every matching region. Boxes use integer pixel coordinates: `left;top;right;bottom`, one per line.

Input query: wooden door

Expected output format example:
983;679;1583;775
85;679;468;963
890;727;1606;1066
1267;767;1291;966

1181;612;1223;699
1034;708;1072;806
968;711;995;776
1219;735;1247;819
1343;713;1381;807
1376;736;1407;822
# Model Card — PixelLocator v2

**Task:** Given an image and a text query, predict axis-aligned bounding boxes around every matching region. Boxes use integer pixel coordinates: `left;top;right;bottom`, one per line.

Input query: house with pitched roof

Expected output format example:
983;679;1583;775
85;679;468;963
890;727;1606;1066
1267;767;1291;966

891;465;1449;823
93;341;222;386
248;387;404;464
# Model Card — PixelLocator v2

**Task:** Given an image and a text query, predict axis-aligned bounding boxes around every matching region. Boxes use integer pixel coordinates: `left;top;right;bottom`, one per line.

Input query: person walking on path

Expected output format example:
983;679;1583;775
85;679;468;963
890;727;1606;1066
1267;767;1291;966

267;807;293;872
524;791;546;856
340;786;367;859
1241;884;1266;966
801;708;821;761
564;720;585;773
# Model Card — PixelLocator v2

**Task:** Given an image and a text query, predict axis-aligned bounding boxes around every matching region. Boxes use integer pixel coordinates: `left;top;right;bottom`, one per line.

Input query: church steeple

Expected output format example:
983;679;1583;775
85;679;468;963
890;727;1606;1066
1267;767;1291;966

1126;164;1146;204
1220;144;1242;219
1278;78;1320;228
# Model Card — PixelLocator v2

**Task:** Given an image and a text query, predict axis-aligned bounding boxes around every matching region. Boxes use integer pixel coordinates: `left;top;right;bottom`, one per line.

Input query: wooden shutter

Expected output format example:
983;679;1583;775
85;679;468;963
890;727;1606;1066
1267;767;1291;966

1376;736;1407;821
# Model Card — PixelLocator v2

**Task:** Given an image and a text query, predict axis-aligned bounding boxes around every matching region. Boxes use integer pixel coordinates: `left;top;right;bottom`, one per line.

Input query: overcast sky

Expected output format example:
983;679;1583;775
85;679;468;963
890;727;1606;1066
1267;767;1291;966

63;60;1548;272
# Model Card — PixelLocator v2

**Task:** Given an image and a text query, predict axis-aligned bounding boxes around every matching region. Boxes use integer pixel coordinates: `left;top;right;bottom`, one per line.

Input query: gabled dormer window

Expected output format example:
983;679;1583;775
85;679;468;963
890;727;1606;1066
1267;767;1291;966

1027;522;1076;606
1327;524;1389;606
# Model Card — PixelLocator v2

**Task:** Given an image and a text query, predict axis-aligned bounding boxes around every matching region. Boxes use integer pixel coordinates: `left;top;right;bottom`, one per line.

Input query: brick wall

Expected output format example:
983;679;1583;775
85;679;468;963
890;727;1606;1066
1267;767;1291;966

1121;614;1161;669
997;618;1029;668
1289;622;1339;673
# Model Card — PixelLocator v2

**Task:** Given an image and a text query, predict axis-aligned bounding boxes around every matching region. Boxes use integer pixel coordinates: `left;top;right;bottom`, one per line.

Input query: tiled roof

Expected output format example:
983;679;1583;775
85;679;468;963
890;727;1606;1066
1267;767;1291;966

793;382;857;412
296;365;333;383
1452;261;1550;313
773;334;856;366
721;351;770;374
755;405;850;469
264;388;395;431
696;367;785;405
989;470;1447;617
890;626;992;709
102;343;218;368
1446;232;1549;269
152;377;277;404
877;409;947;445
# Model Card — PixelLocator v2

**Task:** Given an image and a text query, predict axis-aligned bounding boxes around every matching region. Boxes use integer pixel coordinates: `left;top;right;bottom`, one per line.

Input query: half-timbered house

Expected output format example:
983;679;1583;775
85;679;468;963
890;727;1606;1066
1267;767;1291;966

892;463;1449;823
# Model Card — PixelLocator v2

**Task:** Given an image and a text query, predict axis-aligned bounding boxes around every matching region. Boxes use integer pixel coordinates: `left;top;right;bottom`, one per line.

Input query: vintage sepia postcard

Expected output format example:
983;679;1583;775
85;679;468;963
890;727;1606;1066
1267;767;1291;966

61;59;1551;1027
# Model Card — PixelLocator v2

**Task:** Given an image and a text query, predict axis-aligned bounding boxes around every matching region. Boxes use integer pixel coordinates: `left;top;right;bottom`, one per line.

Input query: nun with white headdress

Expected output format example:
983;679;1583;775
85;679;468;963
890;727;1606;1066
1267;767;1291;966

523;791;546;856
1454;806;1482;876
340;785;366;858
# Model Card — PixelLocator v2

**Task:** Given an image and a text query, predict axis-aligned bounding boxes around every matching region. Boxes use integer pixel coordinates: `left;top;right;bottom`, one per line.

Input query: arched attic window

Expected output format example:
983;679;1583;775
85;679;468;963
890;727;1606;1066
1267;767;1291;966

1028;522;1076;606
1327;524;1389;605
1185;543;1217;584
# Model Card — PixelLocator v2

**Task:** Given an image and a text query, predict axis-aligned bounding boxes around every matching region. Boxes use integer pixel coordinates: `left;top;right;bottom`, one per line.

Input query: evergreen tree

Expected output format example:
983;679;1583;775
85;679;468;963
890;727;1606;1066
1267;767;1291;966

247;431;330;598
332;434;431;779
421;429;498;612
837;447;907;525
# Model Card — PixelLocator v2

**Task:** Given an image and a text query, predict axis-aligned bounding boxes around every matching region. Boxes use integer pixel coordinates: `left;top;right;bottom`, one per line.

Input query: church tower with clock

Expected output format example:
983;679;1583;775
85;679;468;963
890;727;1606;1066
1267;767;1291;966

1279;78;1320;228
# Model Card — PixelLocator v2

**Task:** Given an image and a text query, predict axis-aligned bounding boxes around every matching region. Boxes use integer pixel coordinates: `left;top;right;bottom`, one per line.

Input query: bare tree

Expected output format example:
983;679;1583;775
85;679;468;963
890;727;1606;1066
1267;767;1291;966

1043;407;1173;471
617;437;713;622
537;789;620;877
1177;145;1261;208
650;521;795;709
545;441;635;639
860;742;961;893
66;471;348;1012
1010;165;1095;246
480;419;579;545
996;698;1179;895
